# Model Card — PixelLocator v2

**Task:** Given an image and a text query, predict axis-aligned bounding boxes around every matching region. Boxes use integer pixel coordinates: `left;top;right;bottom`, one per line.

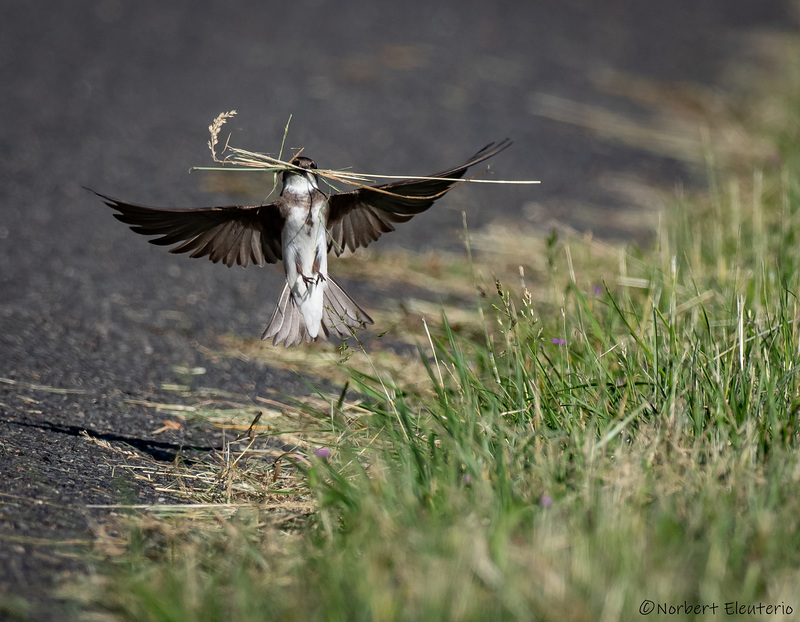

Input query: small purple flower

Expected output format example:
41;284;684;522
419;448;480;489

551;338;566;346
314;447;332;459
592;285;604;296
463;474;472;485
539;494;552;507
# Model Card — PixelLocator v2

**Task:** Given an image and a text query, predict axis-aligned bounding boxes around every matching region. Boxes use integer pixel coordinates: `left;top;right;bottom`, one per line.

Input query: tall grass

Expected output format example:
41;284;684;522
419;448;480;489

87;127;800;621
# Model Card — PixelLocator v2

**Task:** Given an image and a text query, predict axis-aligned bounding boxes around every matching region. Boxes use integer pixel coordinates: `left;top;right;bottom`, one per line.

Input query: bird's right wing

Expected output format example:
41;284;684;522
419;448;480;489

324;139;511;255
91;190;285;268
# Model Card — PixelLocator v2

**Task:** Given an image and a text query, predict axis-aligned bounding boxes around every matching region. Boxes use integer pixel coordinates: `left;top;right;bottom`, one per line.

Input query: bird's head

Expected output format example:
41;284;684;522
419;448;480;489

282;156;320;191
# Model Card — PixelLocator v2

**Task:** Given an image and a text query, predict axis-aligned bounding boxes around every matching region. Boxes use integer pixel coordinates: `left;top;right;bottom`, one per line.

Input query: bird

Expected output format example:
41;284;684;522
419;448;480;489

91;139;511;346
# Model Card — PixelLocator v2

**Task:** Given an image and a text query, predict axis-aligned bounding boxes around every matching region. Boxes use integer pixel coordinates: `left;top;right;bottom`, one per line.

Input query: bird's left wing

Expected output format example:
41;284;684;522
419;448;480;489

325;139;511;255
92;190;285;267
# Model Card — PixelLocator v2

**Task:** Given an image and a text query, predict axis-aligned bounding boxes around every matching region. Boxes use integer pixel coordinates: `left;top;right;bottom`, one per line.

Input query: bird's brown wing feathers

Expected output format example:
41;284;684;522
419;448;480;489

325;139;511;255
92;190;284;267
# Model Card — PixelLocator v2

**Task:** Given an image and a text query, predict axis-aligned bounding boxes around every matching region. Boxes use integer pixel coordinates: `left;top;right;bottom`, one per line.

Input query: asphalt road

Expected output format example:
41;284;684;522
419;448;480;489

1;0;797;618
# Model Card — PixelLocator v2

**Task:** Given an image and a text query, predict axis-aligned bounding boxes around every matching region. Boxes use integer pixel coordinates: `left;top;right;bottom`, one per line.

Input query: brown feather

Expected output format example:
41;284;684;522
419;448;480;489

326;140;511;255
90;190;284;268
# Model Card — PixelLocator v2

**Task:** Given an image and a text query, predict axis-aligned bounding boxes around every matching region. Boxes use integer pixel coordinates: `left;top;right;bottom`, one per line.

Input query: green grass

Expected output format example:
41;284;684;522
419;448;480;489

83;68;800;621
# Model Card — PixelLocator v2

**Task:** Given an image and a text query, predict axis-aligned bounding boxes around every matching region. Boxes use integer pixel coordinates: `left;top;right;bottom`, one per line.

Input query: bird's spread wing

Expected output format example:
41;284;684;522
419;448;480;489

325;139;511;255
92;191;285;267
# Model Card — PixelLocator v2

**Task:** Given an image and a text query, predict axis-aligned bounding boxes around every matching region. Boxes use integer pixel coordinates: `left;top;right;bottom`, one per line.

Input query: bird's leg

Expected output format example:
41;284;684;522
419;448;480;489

294;256;312;287
311;248;326;284
296;255;326;287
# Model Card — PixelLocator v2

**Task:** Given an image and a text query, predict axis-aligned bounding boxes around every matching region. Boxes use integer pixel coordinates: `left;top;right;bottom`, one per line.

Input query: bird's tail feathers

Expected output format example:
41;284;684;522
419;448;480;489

263;277;372;347
322;276;374;337
262;284;322;347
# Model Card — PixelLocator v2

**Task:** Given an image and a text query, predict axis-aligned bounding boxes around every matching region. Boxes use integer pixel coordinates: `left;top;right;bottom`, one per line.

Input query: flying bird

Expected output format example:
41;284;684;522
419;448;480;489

92;139;511;346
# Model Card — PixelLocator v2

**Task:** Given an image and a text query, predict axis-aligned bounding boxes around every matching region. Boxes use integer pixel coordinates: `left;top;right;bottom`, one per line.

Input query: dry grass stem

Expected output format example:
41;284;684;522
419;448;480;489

194;112;539;202
207;110;237;162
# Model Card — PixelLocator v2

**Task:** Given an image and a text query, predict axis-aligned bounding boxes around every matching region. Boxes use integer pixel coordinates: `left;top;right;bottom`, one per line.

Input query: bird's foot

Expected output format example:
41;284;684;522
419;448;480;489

301;272;326;286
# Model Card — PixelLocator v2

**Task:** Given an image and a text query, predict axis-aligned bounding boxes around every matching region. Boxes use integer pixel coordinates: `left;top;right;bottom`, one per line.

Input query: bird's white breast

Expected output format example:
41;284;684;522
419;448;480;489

280;174;327;263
